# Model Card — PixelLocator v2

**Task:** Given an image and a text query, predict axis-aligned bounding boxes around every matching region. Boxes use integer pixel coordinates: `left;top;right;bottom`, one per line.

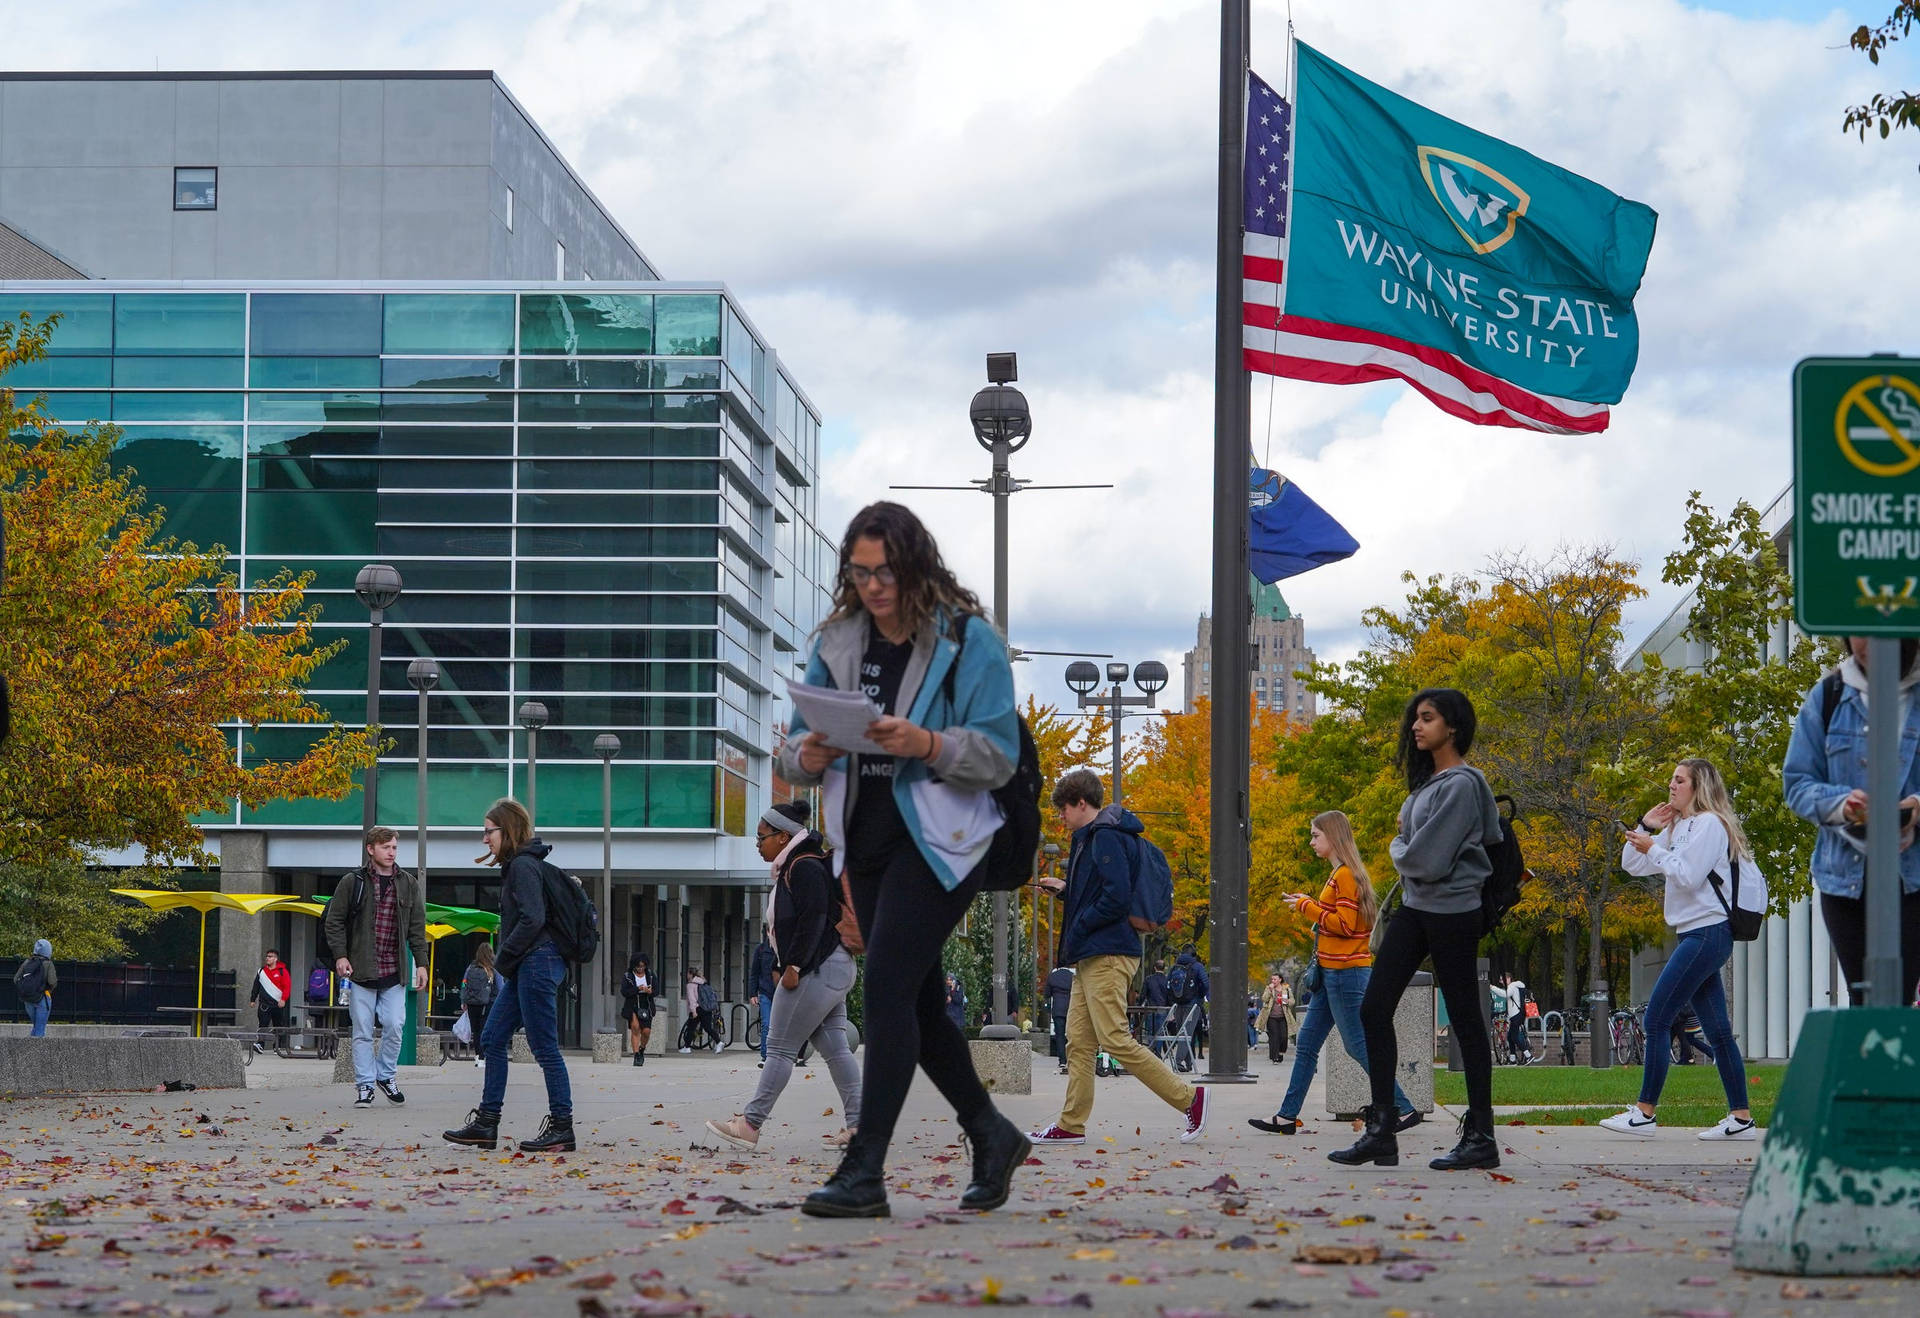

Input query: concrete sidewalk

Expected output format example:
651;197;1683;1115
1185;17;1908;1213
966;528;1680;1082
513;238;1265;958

1;1048;1909;1315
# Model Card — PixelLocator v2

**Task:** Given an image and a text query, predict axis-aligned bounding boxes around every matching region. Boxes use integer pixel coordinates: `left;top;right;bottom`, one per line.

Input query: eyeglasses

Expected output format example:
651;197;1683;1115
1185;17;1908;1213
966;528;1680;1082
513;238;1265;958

755;830;780;843
843;563;896;587
482;826;500;838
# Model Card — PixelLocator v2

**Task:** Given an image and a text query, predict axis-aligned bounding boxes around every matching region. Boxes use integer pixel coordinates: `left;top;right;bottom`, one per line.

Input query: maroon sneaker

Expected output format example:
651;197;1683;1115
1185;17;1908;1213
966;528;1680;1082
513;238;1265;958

1025;1124;1086;1145
1180;1085;1209;1143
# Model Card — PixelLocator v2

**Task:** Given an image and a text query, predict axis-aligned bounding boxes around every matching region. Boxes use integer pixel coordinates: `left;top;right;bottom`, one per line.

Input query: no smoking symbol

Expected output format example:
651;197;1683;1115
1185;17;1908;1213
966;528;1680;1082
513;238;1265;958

1835;374;1920;478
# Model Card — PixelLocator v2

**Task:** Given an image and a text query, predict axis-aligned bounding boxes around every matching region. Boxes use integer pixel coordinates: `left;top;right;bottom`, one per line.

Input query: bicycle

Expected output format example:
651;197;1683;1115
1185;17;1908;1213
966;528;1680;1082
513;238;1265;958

1608;1007;1645;1066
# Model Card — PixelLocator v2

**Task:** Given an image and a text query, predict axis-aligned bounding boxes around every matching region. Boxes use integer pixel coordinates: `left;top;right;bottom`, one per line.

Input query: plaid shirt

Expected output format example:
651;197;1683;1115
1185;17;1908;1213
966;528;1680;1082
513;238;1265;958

371;872;400;979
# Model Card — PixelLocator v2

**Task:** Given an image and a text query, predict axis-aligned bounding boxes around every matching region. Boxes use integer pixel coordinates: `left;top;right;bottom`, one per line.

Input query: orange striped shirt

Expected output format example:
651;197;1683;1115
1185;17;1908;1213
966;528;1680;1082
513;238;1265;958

1297;865;1374;969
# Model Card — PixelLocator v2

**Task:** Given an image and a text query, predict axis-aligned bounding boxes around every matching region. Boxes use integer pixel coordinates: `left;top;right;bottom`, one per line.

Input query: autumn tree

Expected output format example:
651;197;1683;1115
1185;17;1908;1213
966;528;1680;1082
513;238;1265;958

1843;3;1919;145
0;314;376;955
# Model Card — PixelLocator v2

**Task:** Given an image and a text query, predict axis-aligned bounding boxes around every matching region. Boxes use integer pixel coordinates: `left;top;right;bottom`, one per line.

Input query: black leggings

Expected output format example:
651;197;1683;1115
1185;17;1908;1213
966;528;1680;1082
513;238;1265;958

1820;889;1920;1006
1361;905;1491;1117
846;841;990;1148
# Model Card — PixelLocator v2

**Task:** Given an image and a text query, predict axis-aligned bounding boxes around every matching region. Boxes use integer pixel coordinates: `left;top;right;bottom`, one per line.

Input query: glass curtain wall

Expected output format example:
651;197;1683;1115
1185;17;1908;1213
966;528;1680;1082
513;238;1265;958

0;286;830;836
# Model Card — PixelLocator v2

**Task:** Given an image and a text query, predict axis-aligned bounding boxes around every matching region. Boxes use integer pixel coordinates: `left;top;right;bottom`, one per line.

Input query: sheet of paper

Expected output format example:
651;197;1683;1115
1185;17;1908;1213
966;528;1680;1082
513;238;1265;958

785;680;889;756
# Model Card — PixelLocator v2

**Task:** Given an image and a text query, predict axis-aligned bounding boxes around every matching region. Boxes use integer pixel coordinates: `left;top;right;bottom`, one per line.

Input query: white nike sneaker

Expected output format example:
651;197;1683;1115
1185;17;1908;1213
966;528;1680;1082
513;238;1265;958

1599;1108;1658;1136
1698;1114;1758;1141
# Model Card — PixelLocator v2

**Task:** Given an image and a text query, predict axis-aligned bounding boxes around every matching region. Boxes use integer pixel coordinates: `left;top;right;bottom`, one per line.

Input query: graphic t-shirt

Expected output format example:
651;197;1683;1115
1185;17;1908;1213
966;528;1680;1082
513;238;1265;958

846;629;914;858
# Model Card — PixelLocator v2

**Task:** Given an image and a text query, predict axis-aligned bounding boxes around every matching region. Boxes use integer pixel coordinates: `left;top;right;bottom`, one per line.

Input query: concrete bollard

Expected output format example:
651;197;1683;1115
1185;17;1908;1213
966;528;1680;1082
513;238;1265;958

592;1029;625;1063
967;1037;1033;1094
1325;971;1436;1117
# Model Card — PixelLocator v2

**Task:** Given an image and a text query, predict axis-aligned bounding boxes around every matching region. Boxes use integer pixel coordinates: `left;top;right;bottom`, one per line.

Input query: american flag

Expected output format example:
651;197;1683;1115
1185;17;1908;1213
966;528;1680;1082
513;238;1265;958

1240;71;1609;433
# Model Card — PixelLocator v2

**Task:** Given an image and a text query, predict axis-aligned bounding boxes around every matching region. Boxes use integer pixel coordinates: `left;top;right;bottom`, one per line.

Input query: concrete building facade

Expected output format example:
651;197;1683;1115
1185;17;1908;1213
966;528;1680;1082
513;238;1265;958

1182;579;1318;719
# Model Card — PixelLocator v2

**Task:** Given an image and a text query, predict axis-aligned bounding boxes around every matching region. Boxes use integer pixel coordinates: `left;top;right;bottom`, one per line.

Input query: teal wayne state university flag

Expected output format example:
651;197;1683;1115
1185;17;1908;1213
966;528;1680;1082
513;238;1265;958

1243;42;1658;433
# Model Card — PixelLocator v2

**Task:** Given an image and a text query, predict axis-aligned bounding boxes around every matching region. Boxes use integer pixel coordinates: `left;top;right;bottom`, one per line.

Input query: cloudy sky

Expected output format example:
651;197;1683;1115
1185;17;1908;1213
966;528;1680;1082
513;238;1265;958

9;0;1917;712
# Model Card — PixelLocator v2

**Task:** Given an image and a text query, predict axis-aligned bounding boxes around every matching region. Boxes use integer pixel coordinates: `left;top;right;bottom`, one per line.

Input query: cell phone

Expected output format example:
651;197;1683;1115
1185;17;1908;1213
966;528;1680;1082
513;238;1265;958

1613;819;1634;835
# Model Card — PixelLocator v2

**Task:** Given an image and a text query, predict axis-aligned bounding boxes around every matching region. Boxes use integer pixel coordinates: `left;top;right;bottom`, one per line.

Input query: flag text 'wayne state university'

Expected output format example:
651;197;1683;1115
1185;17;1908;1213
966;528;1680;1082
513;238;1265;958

1243;44;1658;433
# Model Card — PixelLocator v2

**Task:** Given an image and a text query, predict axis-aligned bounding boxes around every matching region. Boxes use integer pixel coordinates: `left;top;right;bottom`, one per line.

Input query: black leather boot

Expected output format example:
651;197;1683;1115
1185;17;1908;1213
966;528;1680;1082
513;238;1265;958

442;1108;500;1150
958;1109;1032;1212
1429;1110;1499;1171
1326;1104;1399;1167
519;1114;576;1153
801;1129;890;1218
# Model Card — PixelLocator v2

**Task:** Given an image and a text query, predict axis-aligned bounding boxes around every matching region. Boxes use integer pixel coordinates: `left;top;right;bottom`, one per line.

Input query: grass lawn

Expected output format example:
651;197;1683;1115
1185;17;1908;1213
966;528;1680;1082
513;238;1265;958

1434;1061;1786;1127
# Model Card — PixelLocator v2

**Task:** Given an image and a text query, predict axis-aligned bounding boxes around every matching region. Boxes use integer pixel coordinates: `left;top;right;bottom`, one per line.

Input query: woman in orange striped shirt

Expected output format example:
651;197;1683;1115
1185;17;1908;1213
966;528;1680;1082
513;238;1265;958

1249;811;1419;1136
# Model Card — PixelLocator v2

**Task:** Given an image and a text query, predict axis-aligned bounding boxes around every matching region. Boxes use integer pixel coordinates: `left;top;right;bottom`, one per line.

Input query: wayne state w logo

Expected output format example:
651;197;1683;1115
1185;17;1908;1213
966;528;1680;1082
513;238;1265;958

1416;146;1531;255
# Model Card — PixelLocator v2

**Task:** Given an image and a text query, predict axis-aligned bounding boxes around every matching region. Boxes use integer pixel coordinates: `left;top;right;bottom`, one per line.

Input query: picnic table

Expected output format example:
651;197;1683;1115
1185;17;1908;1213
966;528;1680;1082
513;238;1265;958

155;1005;238;1038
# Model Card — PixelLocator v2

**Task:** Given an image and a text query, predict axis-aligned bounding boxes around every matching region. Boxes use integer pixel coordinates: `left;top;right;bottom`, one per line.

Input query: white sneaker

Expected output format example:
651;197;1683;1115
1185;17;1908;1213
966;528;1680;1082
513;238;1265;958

1698;1114;1758;1141
711;1041;724;1053
704;1115;760;1151
1599;1108;1658;1136
679;1046;691;1054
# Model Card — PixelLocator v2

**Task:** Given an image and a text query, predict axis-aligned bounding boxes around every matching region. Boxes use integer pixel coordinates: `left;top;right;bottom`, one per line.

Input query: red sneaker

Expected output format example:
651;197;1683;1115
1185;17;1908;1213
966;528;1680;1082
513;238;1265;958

1180;1085;1209;1143
1025;1124;1086;1145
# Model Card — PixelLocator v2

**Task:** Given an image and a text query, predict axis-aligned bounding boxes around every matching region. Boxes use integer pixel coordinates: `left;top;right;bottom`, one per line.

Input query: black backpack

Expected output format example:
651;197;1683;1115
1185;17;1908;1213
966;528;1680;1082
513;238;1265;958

1166;961;1195;1004
316;872;367;968
12;957;46;1000
1480;794;1530;936
538;862;602;965
941;621;1042;894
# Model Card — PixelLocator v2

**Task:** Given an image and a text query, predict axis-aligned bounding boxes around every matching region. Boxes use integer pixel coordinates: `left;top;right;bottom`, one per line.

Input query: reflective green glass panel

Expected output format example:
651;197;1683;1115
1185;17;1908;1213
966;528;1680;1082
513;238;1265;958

260;559;510;593
376;426;512;456
516;459;716;491
0;356;110;387
378;492;513;522
382;594;509;625
516;492;718;524
515;426;720;458
505;763;651;828
517;560;718;592
114;294;244;355
378;525;510;556
515;526;716;557
114;356;245;388
249;293;380;356
518;359;652;390
381;358;511;389
655;296;721;355
111;391;244;422
248;392;380;424
516;629;715;660
3;293;112;353
376;460;512;489
248;453;378;490
32;392;110;423
150;490;240;549
246;491;378;555
111;425;243;488
660;360;722;389
518;293;653;354
247;426;377;458
649;765;716;828
517;392;652;423
243;791;361;826
248;357;381;389
519;661;712;694
657;393;719;423
379;391;513;421
381;294;514;355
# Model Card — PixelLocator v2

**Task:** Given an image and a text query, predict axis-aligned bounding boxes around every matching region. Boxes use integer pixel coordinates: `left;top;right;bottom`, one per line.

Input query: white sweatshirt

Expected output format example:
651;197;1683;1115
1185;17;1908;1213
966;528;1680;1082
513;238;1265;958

1620;813;1741;935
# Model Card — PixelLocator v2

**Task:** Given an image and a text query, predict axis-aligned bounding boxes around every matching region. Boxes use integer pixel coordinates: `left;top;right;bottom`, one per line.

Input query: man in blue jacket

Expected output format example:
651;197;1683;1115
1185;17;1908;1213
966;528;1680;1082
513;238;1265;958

749;932;778;1067
1166;944;1211;1072
1026;769;1208;1147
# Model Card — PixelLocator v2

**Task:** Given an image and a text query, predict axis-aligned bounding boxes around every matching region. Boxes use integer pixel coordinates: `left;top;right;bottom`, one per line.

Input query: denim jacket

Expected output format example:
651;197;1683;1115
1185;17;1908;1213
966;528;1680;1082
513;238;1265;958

1781;668;1920;899
775;608;1018;890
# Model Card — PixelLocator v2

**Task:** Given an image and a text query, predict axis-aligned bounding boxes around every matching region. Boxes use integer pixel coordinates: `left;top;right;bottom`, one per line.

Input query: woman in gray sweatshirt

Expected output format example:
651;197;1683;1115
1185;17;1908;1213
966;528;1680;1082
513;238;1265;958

1330;687;1502;1173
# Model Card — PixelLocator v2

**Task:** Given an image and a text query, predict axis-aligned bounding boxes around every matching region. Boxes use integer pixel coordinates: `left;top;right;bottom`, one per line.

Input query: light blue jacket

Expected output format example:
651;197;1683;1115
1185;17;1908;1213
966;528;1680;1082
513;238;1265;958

1781;666;1920;899
775;608;1018;891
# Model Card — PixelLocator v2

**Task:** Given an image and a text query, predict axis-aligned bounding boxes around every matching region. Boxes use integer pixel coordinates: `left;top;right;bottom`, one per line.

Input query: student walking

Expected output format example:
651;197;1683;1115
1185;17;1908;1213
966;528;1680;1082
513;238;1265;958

619;953;656;1066
944;974;968;1032
680;967;724;1052
749;930;778;1066
1164;944;1210;1071
1331;688;1501;1172
706;800;864;1153
1259;974;1290;1062
12;940;55;1036
776;501;1026;1219
1602;759;1756;1140
323;827;430;1110
1251;811;1418;1137
442;799;575;1153
248;949;292;1052
1502;973;1536;1064
460;944;496;1070
1141;961;1170;1056
1045;965;1076;1074
1783;637;1920;1006
1026;770;1210;1149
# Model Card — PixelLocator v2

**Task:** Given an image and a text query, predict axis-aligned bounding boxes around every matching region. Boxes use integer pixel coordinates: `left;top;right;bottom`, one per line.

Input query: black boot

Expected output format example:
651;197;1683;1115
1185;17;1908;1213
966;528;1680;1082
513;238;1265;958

1429;1110;1499;1171
958;1109;1032;1212
1326;1104;1399;1167
442;1108;500;1150
519;1113;576;1153
801;1130;890;1218
633;1049;645;1067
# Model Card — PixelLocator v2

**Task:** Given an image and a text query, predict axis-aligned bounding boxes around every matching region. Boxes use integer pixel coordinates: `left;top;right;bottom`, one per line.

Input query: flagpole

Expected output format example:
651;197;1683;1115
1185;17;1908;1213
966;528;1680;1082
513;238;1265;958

1207;0;1255;1083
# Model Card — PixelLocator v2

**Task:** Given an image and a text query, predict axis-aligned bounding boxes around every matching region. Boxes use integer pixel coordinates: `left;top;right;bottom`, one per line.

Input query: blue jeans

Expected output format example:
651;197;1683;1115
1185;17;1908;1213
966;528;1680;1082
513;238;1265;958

757;996;773;1061
480;940;571;1118
26;997;50;1036
346;981;408;1086
1640;921;1746;1110
1278;966;1412;1121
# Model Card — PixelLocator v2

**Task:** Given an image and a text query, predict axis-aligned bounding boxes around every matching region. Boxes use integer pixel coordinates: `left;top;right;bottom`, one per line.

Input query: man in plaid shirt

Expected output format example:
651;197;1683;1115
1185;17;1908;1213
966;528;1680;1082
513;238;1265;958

323;826;430;1109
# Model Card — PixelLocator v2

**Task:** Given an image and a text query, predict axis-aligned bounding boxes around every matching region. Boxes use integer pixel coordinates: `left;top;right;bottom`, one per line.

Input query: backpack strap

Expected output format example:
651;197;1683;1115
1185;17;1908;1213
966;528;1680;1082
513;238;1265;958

1706;856;1742;917
1819;669;1844;736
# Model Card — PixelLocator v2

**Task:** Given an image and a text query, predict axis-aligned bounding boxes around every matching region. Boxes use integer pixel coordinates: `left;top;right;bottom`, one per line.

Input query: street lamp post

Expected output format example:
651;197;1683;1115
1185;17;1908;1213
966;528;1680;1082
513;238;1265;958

591;734;620;1039
1064;660;1169;806
354;564;403;832
517;700;549;827
403;656;438;1067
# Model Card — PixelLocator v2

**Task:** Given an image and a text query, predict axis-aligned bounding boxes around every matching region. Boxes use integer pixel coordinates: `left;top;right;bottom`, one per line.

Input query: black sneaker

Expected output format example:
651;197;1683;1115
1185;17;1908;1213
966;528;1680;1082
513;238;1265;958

377;1079;405;1105
353;1084;375;1108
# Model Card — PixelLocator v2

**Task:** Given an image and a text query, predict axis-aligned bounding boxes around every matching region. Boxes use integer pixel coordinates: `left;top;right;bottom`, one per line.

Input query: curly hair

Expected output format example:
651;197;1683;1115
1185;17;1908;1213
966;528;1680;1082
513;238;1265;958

823;501;986;638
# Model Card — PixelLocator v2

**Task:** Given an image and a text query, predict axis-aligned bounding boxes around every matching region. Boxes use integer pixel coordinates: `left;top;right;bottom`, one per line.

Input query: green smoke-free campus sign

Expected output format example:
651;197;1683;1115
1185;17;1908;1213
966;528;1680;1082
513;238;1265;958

1794;357;1920;637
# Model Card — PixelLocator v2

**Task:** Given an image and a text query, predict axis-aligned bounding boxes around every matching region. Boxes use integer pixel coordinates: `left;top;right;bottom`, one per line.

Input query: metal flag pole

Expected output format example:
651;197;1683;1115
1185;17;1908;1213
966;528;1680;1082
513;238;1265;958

1206;0;1257;1083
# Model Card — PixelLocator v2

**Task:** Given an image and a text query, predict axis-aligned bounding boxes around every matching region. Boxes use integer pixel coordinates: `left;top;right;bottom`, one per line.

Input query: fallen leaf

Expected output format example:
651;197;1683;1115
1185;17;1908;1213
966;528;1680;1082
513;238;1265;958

1347;1276;1381;1297
1295;1244;1379;1265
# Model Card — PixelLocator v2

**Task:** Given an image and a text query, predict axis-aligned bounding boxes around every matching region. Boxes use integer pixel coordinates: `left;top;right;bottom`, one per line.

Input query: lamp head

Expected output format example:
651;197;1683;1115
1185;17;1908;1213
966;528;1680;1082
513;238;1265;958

985;352;1018;384
969;383;1032;453
1064;661;1100;696
406;657;440;692
517;700;550;731
593;733;622;760
1133;660;1169;697
1042;841;1061;858
354;563;403;611
1105;661;1131;685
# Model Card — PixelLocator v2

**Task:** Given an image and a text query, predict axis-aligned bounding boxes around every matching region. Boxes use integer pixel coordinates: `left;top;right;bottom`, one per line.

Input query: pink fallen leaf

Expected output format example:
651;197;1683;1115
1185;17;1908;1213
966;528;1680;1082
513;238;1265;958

1346;1277;1381;1298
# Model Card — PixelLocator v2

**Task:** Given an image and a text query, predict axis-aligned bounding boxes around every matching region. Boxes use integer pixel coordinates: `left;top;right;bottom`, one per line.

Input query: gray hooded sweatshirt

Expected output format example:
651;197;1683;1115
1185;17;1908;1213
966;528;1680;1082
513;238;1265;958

1389;765;1501;915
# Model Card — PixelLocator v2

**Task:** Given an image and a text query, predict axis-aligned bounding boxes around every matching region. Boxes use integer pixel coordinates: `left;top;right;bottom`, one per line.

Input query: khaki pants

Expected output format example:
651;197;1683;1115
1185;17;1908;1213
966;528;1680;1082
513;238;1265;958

1060;954;1196;1133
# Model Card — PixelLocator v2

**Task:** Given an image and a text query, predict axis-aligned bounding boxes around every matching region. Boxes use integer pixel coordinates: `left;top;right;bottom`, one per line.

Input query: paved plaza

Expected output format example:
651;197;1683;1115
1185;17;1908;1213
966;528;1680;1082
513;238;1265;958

2;1048;1912;1316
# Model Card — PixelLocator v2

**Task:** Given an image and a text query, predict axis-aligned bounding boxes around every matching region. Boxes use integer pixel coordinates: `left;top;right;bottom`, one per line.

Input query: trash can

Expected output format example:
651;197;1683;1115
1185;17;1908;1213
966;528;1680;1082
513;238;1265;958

1325;971;1435;1118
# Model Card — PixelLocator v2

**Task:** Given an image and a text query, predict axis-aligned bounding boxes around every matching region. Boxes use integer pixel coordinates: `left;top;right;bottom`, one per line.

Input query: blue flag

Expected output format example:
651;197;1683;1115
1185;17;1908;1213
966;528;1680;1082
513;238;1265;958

1249;467;1358;582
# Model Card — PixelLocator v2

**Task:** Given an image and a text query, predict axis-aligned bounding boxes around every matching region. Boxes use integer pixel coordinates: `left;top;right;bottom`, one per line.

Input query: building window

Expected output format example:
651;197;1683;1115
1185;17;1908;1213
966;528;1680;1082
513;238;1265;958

504;185;515;231
174;167;216;210
554;240;566;280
